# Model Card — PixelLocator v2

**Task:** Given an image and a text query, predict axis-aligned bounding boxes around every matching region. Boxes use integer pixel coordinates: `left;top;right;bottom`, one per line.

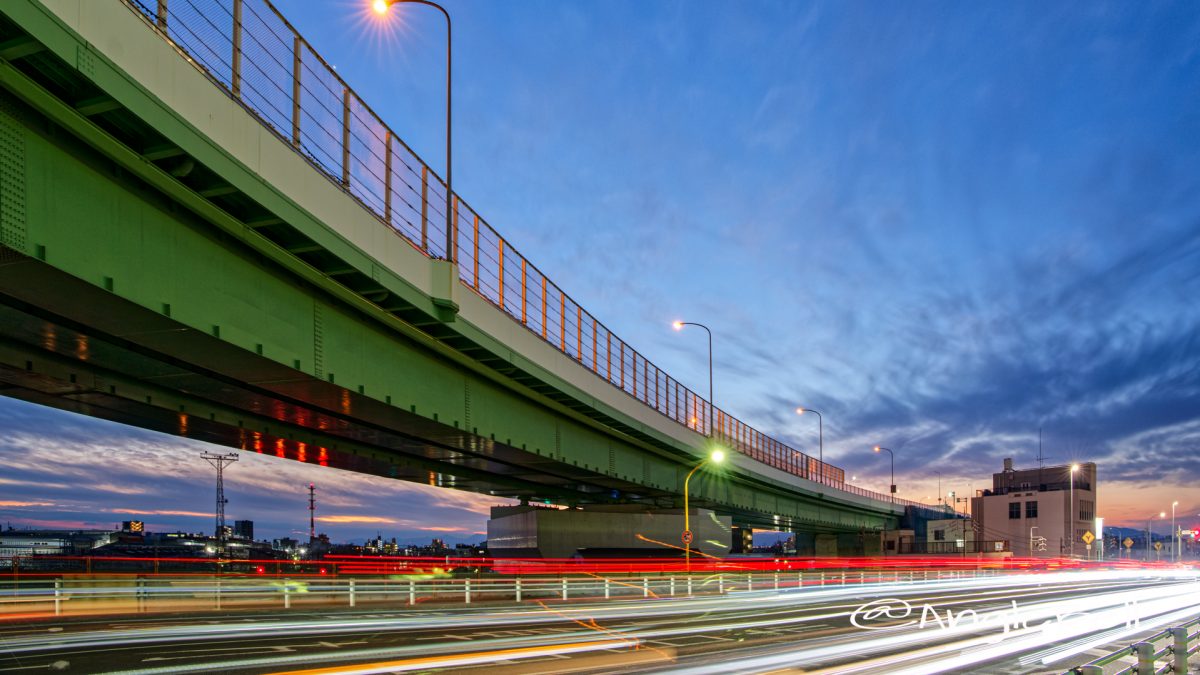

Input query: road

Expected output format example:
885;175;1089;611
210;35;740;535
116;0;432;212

2;569;1198;674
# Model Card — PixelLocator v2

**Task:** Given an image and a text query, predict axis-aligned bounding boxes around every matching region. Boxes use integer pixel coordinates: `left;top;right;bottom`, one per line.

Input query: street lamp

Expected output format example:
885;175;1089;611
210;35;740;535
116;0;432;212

683;448;725;572
1172;500;1179;563
795;407;823;482
1148;511;1166;562
933;471;943;506
1069;464;1079;558
872;446;895;502
371;0;454;262
673;321;714;437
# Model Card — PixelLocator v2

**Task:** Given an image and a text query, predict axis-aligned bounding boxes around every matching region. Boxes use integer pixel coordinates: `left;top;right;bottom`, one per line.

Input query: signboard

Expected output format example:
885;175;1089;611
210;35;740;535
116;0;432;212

681;530;693;545
1123;537;1134;549
994;541;1004;552
1081;531;1095;545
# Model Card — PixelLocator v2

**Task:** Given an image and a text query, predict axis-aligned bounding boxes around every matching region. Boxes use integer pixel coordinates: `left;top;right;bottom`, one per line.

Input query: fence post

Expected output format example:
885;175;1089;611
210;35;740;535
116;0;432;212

420;167;429;250
1134;641;1155;675
464;579;471;605
820;572;825;586
408;579;415;605
643;577;649;598
515;577;521;603
604;578;610;599
718;574;724;594
670;577;675;596
349;579;355;608
54;579;62;616
841;573;846;585
1171;626;1189;673
215;576;221;611
283;580;290;609
562;578;568;601
383;133;392;225
687;576;693;596
231;0;242;98
747;573;752;591
774;573;779;591
341;88;352;188
291;37;302;147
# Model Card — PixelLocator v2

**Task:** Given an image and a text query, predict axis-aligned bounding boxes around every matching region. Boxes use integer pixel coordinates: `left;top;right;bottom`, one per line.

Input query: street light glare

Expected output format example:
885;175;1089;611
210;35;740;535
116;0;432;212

873;445;881;453
672;320;684;330
1070;463;1079;472
711;449;726;464
371;0;389;15
796;407;805;415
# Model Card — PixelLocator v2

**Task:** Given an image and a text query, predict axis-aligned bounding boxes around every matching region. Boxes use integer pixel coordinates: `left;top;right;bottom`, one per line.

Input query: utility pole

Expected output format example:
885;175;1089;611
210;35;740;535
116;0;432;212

201;452;239;554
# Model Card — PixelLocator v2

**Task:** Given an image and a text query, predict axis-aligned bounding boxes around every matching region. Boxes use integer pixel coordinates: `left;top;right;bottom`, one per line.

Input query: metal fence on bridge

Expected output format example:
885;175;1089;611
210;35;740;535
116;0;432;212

118;0;939;505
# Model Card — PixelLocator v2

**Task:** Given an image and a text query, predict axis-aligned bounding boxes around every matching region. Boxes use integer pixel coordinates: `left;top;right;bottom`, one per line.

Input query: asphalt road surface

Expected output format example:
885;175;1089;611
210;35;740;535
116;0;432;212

2;569;1198;674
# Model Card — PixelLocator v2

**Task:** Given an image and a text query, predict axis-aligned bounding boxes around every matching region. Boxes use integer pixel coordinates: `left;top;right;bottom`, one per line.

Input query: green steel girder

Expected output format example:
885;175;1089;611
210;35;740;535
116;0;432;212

0;0;900;533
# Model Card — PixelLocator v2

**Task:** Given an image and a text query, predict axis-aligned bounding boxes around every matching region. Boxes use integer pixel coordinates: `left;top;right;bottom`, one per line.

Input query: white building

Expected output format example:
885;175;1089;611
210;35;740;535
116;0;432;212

970;458;1097;558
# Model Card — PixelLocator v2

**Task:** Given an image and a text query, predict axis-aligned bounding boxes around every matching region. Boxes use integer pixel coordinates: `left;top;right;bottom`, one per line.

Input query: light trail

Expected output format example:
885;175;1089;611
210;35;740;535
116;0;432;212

3;569;1195;675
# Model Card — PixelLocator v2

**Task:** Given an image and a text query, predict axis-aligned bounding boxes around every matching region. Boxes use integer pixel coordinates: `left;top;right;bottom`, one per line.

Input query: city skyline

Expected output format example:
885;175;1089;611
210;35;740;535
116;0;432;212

2;0;1199;541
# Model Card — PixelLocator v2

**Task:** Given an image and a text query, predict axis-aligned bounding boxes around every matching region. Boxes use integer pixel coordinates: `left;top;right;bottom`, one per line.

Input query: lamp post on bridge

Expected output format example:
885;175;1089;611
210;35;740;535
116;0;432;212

371;0;454;262
1069;463;1079;558
1147;511;1165;562
683;448;725;572
794;407;823;483
673;321;714;437
872;445;895;503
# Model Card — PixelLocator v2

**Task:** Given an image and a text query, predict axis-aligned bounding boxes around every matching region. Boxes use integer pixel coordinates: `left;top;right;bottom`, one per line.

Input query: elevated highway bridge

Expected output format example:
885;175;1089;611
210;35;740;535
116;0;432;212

0;0;938;553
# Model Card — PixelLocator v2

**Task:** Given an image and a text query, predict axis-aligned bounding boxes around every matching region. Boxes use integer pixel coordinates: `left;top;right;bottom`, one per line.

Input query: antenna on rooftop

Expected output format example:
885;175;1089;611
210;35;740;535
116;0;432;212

308;483;316;543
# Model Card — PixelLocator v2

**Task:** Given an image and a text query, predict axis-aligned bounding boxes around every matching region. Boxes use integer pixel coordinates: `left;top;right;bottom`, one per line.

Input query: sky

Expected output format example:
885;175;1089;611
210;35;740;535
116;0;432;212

3;0;1200;542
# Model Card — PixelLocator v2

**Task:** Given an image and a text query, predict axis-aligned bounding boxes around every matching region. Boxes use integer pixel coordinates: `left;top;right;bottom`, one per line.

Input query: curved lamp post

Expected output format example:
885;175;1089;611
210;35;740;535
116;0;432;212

795;407;823;482
372;0;454;262
673;321;714;437
873;445;895;503
683;448;725;571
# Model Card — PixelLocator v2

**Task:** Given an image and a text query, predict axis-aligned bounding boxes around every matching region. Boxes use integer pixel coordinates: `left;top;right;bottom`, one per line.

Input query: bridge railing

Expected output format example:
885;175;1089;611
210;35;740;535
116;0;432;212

118;0;937;504
0;567;997;617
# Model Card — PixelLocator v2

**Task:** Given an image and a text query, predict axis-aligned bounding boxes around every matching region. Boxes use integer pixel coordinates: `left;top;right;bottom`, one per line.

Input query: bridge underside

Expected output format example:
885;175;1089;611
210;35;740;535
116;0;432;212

0;0;899;536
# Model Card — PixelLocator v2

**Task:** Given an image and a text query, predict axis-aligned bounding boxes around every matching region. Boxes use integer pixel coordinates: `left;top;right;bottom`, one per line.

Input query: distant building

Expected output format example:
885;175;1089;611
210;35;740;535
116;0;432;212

232;520;254;540
971;458;1098;558
0;528;117;561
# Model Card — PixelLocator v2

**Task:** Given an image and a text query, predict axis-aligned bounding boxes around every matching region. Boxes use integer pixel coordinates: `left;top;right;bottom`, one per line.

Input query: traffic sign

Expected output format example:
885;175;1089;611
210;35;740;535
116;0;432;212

681;530;693;545
1081;531;1095;545
1123;537;1134;549
1154;541;1163;552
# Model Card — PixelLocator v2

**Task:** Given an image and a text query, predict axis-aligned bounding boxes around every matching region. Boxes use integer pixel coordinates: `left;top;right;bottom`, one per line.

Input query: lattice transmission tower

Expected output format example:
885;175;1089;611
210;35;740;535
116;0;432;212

201;452;239;547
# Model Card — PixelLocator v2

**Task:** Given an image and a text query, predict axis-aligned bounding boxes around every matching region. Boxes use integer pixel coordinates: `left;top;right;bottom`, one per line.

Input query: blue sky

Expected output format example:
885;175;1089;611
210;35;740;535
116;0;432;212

3;0;1199;541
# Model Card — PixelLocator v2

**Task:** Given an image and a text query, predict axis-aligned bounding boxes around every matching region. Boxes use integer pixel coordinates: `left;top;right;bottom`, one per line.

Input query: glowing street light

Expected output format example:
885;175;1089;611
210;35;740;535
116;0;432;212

672;320;714;437
873;445;895;502
1069;463;1079;558
795;407;823;482
370;0;455;263
683;448;725;572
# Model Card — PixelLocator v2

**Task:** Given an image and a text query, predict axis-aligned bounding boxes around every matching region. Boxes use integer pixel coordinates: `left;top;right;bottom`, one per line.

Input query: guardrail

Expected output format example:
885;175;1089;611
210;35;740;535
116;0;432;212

1066;615;1200;674
1;568;994;618
109;0;938;505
